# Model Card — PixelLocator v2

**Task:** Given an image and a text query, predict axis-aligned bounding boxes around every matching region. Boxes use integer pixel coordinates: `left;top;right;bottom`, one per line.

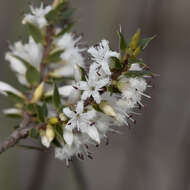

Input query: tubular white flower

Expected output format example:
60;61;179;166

54;33;85;67
51;33;85;80
3;108;22;116
6;37;43;85
0;81;25;99
63;101;100;144
77;64;110;104
22;3;52;29
88;39;119;75
55;134;90;161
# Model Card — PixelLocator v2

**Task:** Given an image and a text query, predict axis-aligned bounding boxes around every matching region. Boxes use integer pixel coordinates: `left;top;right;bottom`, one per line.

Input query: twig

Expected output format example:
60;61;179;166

40;25;55;82
0;117;45;155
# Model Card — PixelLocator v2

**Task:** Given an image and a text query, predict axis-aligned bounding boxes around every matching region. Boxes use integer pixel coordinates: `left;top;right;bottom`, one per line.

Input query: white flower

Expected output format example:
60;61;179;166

88;39;119;75
0;81;25;99
5;37;43;85
3;108;22;116
54;33;85;67
51;33;85;80
41;135;51;148
129;63;142;71
101;92;133;126
55;133;90;162
63;101;100;145
76;64;110;104
22;3;52;29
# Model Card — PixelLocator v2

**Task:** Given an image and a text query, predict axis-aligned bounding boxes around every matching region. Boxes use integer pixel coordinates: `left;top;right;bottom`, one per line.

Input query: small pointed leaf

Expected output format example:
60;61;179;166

26;66;40;86
140;35;156;50
27;23;43;43
53;84;61;110
117;31;127;51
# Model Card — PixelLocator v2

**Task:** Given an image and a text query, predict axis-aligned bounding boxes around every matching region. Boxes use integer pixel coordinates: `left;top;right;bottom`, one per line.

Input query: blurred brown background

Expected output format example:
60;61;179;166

0;0;190;189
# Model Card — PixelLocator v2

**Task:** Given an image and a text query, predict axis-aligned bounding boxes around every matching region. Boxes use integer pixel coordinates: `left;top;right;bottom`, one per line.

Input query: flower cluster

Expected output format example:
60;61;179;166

0;0;155;165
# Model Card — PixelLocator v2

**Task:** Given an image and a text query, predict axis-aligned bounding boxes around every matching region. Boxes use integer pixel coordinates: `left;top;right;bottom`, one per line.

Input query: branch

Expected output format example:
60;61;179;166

0;112;31;154
0;128;30;154
0;113;45;154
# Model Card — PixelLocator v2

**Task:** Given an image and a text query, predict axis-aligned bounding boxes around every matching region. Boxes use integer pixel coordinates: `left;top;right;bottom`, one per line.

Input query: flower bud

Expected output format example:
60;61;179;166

31;82;44;103
129;29;141;50
49;117;59;125
40;130;49;148
117;79;130;92
99;101;116;117
46;125;55;143
133;46;141;57
59;113;67;122
40;125;55;148
52;0;61;8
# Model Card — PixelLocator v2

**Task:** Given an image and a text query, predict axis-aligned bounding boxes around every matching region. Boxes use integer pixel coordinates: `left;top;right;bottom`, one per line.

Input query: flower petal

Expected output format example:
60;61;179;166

81;90;91;101
101;61;111;75
41;136;50;148
107;51;119;58
76;101;84;114
82;109;96;120
77;81;89;90
59;85;74;97
0;81;25;99
63;129;74;146
87;126;100;144
92;91;101;104
96;78;110;89
63;107;75;118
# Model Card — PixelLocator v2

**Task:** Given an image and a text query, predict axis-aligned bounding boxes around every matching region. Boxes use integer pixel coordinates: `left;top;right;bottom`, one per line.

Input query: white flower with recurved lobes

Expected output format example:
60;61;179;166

22;3;52;29
0;81;25;99
88;39;119;75
63;101;100;145
76;64;110;103
51;33;85;81
5;37;43;86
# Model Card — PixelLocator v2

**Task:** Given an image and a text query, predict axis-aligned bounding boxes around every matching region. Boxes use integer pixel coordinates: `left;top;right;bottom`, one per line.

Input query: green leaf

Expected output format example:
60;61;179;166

35;105;45;123
53;84;61;110
3;112;21;119
92;104;103;113
124;70;153;78
111;57;122;69
62;8;76;20
26;103;36;112
46;50;64;63
54;125;63;138
7;92;25;103
29;128;39;139
52;138;62;147
56;22;75;37
107;85;121;95
140;35;156;50
26;66;40;86
46;1;67;23
79;66;86;81
42;102;48;117
27;23;43;43
117;31;127;51
128;57;143;64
